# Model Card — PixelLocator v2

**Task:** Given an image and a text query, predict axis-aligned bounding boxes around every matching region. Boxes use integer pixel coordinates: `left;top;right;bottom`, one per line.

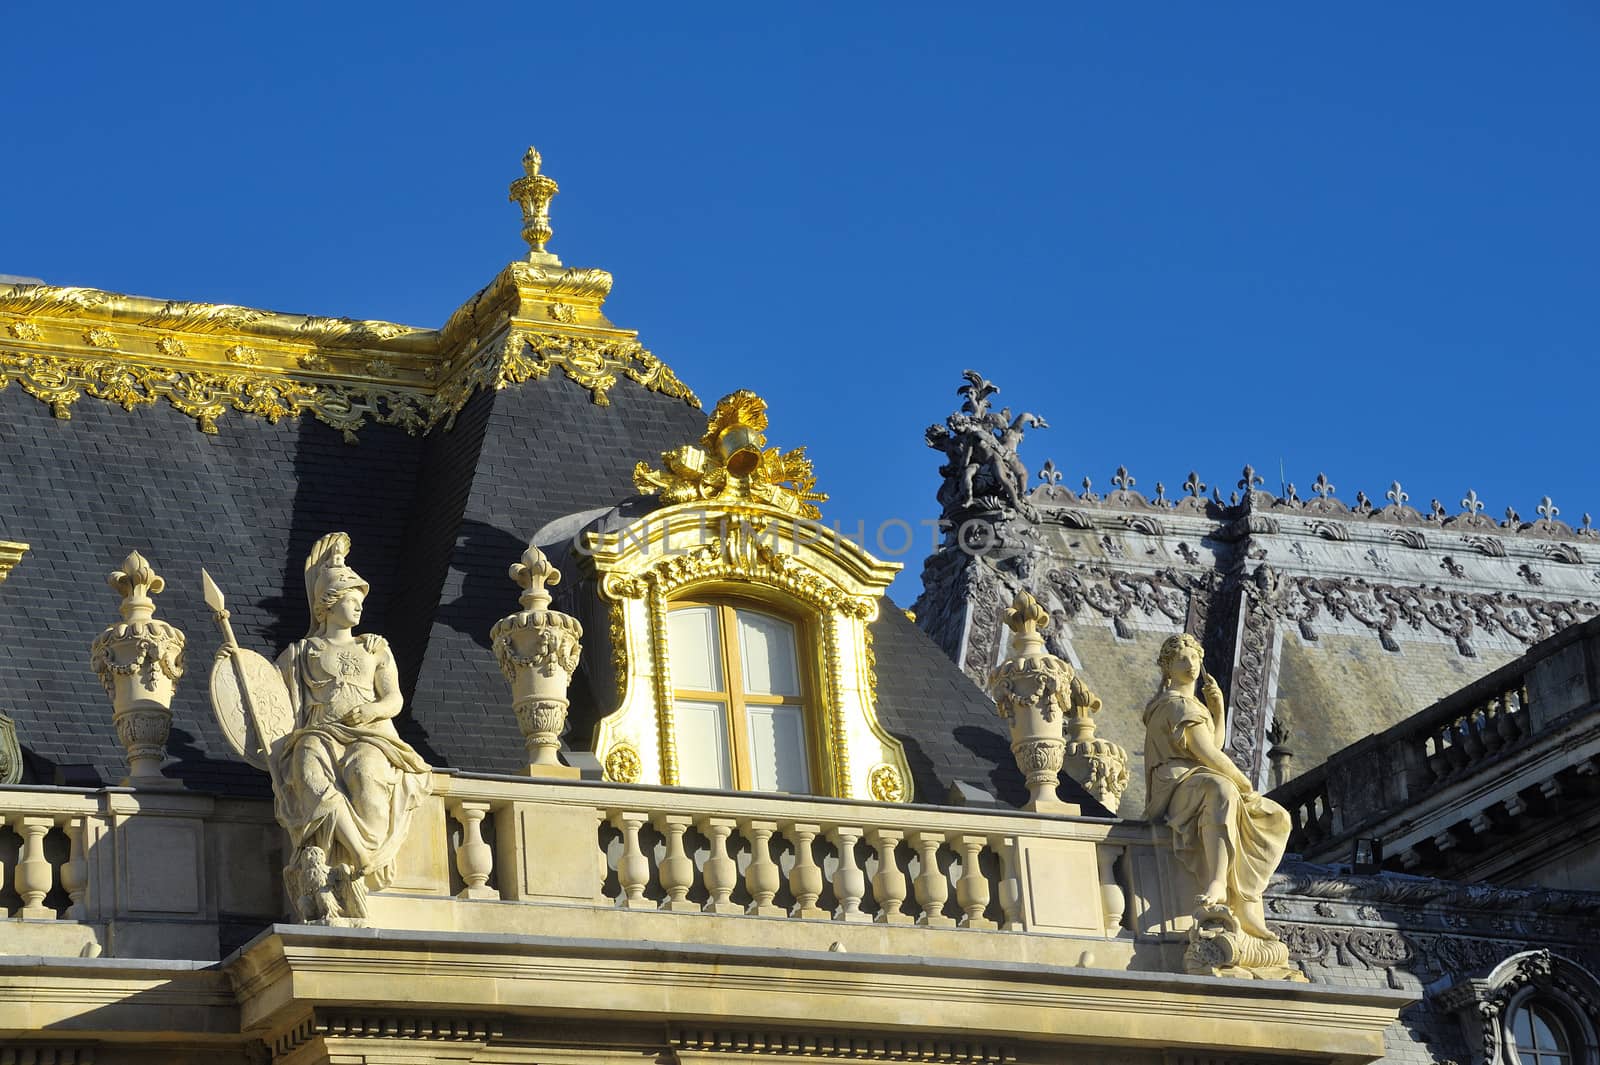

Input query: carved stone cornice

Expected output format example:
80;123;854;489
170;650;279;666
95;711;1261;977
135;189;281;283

673;1029;1015;1064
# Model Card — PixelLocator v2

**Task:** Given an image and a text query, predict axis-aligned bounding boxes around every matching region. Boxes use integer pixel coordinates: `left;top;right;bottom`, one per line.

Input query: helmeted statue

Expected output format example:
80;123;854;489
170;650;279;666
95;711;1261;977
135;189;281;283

206;532;432;924
1143;633;1304;980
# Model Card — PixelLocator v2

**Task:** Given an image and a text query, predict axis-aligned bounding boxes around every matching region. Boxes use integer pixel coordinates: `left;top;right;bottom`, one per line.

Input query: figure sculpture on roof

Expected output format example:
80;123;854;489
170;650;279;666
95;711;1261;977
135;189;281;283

926;370;1047;519
206;532;432;924
1144;633;1304;980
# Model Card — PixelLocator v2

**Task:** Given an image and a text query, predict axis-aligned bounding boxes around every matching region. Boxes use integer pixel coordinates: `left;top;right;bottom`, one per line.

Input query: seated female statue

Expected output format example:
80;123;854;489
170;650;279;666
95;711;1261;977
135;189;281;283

274;532;432;902
1143;633;1290;942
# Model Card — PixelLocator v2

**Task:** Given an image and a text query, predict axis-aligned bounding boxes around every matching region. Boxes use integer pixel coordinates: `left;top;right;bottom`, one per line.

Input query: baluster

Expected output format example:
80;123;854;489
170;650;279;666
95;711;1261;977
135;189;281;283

955;836;994;929
1426;733;1451;781
742;819;783;917
58;816;88;921
1096;844;1125;936
1477;704;1505;753
829;825;869;923
698;817;740;915
988;834;1022;931
16;816;55;919
611;811;653;909
655;814;698;912
783;822;825;919
1461;711;1488;760
867;828;910;925
1495;692;1521;744
451;802;499;900
911;831;954;928
1443;721;1472;772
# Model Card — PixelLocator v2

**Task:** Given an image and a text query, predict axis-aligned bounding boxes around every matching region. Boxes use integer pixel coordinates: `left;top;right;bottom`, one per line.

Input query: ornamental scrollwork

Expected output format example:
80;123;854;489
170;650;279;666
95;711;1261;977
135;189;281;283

1260;569;1600;658
603;742;643;784
868;763;906;803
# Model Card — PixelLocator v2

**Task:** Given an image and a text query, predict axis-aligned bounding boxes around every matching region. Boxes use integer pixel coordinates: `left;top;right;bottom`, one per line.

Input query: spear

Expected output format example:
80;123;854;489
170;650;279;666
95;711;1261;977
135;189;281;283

202;568;273;769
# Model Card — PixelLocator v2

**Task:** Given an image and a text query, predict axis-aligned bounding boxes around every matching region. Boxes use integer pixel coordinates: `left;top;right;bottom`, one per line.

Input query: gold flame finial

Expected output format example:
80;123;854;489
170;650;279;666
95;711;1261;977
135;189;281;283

633;390;828;519
509;146;561;265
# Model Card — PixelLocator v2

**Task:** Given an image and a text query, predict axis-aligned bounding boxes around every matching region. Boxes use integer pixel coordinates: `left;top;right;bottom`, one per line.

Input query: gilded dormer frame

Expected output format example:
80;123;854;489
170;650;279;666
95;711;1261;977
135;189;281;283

580;393;913;802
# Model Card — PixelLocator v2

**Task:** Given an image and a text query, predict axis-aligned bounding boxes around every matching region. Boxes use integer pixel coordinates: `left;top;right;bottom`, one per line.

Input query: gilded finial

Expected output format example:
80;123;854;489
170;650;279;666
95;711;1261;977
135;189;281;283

633;390;828;519
509;542;560;612
509;146;561;265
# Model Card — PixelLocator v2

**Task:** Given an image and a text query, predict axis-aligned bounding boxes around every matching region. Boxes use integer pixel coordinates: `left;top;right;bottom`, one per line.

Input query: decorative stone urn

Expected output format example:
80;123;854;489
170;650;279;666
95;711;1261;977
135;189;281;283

989;589;1079;812
90;551;185;788
1062;669;1130;814
490;543;583;778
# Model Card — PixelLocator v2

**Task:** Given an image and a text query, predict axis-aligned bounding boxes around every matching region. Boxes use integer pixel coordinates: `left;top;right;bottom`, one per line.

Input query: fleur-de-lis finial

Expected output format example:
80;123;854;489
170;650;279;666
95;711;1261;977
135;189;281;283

1037;459;1063;486
1461;489;1484;515
108;550;164;622
1538;496;1559;521
1002;589;1051;648
1386;481;1408;506
1239;465;1263;492
509;146;561;264
508;542;561;611
1312;472;1335;499
1183;471;1206;498
1111;466;1135;491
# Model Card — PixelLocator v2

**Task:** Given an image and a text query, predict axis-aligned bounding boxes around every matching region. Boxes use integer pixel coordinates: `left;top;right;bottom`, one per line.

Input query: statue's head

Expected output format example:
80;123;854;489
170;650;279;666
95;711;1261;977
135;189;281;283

303;532;370;636
1157;632;1205;684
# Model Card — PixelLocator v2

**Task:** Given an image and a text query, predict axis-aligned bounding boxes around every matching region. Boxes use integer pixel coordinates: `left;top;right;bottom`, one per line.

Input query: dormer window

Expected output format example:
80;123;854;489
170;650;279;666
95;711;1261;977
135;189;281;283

581;390;913;802
668;600;813;793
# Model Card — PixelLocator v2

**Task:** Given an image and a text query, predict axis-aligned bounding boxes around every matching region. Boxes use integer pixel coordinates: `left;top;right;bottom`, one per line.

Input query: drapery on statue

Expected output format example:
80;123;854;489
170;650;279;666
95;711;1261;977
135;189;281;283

925;370;1047;519
205;532;432;924
1144;633;1304;980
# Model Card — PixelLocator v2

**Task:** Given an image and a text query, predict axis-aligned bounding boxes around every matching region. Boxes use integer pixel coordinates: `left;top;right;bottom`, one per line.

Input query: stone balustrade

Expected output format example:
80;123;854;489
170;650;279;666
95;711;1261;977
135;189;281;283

1272;613;1600;874
1;774;1206;972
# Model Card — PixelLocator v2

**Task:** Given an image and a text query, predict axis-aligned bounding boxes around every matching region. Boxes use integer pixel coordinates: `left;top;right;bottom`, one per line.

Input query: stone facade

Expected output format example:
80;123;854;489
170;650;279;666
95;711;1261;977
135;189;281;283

1;167;1595;1065
915;372;1600;813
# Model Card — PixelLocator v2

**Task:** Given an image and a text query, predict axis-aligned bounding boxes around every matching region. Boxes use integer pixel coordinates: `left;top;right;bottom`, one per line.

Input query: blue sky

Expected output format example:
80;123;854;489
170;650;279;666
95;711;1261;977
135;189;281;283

7;4;1597;601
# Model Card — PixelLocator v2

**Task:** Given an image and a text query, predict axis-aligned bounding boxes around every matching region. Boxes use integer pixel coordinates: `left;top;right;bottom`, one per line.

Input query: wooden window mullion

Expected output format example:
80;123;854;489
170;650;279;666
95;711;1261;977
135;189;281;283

719;603;753;790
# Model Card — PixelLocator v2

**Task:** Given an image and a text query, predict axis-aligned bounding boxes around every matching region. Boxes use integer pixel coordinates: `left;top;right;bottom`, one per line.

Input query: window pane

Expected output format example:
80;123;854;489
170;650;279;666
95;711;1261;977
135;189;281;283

668;606;723;692
1514;1006;1534;1047
737;610;800;696
747;704;809;793
675;700;732;789
1531;1005;1570;1056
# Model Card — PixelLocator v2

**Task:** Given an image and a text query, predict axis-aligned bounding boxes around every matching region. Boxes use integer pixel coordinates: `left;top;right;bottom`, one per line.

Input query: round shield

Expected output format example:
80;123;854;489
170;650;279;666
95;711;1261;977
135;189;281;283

209;648;296;772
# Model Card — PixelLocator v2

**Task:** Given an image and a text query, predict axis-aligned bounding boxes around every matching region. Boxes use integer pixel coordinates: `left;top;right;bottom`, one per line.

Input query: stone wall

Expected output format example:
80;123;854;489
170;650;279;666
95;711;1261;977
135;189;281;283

914;372;1600;798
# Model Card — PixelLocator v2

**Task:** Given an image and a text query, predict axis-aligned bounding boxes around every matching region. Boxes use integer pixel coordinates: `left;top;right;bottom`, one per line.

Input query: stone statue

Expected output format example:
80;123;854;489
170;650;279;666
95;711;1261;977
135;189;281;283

206;532;432;924
925;370;1047;519
1143;633;1303;980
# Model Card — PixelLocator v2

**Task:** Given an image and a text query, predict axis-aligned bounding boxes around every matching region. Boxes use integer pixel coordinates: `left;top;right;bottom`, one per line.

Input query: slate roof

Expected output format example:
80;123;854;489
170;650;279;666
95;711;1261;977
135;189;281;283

1;362;1101;814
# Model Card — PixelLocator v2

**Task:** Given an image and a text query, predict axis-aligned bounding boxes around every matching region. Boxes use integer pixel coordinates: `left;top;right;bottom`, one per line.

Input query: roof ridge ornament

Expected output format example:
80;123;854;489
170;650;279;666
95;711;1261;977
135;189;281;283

634;390;828;519
509;146;562;266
